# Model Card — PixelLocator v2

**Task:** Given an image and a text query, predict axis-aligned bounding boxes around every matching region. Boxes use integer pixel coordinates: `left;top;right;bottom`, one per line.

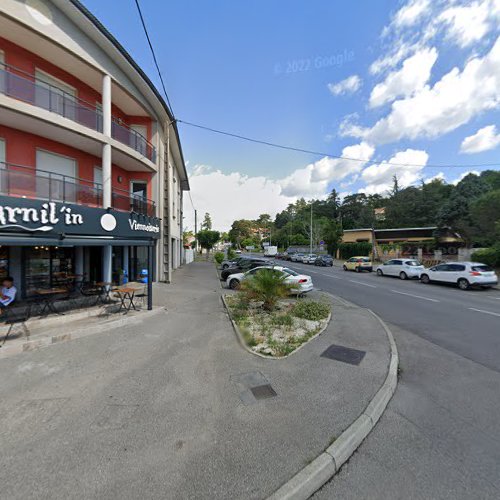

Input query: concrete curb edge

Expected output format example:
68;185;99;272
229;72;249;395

220;294;332;361
267;308;399;500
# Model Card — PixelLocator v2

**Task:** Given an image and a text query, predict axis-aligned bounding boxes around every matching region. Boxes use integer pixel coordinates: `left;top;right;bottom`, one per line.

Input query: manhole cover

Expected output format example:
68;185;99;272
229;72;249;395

250;384;277;400
321;344;366;365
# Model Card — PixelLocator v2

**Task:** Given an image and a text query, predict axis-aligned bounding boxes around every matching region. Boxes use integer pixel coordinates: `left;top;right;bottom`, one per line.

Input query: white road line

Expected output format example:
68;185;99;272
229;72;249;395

468;308;500;317
349;280;377;288
490;297;500;300
390;290;440;302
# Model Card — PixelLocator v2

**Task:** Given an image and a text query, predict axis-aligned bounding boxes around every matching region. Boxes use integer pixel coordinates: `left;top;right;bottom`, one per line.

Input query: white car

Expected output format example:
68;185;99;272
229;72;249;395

303;254;318;264
420;262;498;290
290;253;305;262
225;265;314;293
376;259;425;280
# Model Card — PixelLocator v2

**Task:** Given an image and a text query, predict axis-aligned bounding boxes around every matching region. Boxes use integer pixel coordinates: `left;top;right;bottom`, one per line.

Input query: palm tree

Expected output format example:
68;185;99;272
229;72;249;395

240;269;296;311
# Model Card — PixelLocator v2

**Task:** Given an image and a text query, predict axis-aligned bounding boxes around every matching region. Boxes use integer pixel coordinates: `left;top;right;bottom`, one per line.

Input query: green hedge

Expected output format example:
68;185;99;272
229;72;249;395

338;242;372;260
471;246;500;268
214;252;225;264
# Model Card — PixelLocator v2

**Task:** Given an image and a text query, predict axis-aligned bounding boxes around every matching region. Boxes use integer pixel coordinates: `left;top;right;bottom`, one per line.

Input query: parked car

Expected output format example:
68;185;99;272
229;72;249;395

226;265;314;293
303;253;318;264
284;252;294;261
420;262;498;290
220;256;245;270
235;249;242;254
343;256;373;272
220;259;270;281
290;253;305;262
314;255;334;267
376;259;425;280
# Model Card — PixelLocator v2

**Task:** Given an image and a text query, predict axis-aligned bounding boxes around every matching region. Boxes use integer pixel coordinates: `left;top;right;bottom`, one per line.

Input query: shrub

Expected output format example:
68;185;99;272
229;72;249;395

292;300;330;321
471;246;500;268
339;242;372;260
214;252;225;264
240;269;296;311
227;248;236;260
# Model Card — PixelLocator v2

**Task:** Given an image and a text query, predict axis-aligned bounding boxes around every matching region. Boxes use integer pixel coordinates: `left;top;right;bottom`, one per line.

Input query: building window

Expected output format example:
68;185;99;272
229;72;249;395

36;149;77;202
35;69;77;120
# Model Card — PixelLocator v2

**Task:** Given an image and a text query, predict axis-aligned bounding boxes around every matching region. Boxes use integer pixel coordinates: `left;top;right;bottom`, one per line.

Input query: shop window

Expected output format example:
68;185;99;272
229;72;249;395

23;246;74;297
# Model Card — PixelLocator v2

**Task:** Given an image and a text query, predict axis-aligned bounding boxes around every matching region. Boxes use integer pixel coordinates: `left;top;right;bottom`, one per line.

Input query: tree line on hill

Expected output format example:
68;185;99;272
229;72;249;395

225;170;500;263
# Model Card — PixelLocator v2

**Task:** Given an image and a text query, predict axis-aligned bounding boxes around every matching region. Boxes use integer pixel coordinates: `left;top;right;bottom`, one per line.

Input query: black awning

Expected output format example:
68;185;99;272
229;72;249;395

0;236;155;246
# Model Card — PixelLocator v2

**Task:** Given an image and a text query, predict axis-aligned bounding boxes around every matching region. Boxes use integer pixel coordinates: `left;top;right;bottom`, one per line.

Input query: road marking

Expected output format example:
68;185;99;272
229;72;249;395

390;290;440;302
468;307;500;317
349;280;377;288
490;297;500;300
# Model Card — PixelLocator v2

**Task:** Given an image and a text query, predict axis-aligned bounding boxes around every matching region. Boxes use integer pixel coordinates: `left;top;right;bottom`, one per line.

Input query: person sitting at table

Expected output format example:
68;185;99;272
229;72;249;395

0;276;17;316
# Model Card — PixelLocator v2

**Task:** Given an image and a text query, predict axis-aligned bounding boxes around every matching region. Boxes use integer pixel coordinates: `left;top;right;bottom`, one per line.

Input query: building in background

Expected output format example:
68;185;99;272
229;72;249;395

0;0;189;298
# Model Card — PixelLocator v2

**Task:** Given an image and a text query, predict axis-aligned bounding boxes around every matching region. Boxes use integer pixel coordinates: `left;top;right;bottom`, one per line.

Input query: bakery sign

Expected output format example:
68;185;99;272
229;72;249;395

0;196;160;239
0;201;84;232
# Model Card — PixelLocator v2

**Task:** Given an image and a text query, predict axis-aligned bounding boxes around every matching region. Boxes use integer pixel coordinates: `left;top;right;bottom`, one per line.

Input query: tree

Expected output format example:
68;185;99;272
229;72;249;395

323;219;343;256
201;212;212;230
437;173;487;246
196;230;220;257
228;219;254;247
469;189;500;246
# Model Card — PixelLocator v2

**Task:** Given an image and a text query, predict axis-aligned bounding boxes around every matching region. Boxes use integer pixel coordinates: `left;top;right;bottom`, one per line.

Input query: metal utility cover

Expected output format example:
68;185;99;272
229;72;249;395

250;384;278;400
321;344;366;365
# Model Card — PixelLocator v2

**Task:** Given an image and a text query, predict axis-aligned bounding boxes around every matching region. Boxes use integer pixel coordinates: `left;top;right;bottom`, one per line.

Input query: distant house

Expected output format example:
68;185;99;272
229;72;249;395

340;227;463;259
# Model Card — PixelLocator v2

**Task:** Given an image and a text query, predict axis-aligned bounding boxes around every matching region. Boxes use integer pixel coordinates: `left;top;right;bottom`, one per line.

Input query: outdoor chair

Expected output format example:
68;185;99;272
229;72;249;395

1;303;32;347
134;284;148;308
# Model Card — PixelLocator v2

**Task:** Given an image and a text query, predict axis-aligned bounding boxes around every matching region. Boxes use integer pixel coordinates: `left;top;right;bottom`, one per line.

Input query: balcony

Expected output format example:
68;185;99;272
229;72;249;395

0;64;156;163
0;163;156;217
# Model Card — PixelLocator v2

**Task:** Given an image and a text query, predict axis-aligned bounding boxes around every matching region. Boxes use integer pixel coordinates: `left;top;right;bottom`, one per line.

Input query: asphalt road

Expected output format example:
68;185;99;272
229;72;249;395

285;260;500;499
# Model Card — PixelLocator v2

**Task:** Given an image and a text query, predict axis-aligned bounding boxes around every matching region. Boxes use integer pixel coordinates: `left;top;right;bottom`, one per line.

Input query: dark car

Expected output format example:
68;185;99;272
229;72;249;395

314;255;334;267
220;259;270;280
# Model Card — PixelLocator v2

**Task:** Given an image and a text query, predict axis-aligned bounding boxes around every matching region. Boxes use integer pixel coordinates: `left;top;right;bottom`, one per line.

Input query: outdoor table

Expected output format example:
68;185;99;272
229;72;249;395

114;287;137;313
35;288;68;316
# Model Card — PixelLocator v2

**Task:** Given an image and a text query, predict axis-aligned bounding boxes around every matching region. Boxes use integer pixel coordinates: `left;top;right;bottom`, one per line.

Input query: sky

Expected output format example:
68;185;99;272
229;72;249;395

82;0;500;231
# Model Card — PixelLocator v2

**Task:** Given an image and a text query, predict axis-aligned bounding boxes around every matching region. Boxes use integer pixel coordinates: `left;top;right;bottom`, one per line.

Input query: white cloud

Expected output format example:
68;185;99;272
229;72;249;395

369;47;438;108
438;0;500;48
278;164;329;198
359;149;429;194
343;37;500;144
393;0;430;28
183;142;375;230
310;142;375;182
460;124;500;153
425;171;446;182
328;75;361;96
183;168;293;232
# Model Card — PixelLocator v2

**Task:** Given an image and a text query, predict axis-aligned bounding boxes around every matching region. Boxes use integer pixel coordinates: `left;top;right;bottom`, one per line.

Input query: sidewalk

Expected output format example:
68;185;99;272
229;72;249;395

0;261;393;500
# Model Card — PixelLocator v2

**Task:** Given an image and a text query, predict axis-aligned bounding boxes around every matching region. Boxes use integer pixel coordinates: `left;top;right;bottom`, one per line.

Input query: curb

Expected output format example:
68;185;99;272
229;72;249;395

267;308;398;500
220;295;332;360
0;307;165;359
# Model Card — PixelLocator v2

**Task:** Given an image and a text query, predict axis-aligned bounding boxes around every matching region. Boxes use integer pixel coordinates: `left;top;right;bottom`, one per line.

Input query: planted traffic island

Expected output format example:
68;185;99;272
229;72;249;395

222;269;331;358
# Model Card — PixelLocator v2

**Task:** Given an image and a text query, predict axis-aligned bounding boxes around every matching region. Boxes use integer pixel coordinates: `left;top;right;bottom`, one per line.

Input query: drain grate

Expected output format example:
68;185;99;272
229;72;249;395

321;344;366;365
250;384;277;400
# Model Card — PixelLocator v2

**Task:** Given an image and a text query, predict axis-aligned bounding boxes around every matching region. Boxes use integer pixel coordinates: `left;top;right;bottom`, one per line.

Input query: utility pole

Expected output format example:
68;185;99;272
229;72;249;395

194;209;198;253
310;202;313;254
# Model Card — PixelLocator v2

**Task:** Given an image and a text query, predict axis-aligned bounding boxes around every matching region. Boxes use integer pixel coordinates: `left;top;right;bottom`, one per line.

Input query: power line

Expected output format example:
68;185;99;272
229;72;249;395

177;119;500;170
134;0;175;116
